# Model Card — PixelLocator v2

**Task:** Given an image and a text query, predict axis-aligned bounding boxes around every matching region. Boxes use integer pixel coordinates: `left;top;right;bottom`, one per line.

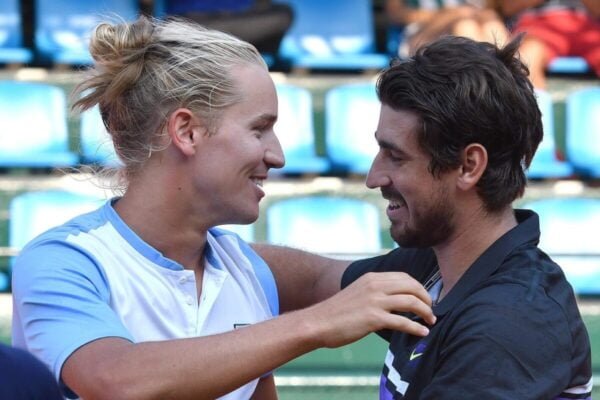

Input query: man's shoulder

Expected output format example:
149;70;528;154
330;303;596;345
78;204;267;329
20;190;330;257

342;247;437;288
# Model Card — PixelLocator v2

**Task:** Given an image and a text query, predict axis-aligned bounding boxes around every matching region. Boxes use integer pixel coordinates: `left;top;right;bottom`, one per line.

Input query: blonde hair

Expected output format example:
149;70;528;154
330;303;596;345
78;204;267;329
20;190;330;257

73;16;266;183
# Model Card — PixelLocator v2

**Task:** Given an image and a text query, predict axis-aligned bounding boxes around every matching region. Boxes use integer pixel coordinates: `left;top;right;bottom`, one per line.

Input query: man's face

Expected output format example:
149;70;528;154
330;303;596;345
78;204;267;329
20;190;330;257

188;63;284;227
366;105;456;248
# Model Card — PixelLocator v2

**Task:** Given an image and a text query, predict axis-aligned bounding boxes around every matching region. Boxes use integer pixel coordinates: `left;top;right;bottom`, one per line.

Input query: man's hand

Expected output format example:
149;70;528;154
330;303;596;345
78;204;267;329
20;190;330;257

301;271;436;349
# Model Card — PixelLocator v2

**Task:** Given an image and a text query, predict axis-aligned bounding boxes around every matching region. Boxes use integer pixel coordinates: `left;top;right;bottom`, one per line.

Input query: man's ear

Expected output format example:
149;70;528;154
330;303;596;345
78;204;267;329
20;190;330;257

457;143;488;191
167;108;207;156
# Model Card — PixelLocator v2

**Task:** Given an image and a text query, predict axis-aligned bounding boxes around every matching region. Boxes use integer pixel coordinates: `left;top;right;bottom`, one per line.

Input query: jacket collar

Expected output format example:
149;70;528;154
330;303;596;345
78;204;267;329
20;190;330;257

433;209;540;316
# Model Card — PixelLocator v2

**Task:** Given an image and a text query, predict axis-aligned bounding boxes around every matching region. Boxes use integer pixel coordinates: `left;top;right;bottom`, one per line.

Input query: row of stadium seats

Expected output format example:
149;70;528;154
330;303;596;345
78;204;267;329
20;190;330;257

0;0;594;74
1;189;599;296
0;79;599;178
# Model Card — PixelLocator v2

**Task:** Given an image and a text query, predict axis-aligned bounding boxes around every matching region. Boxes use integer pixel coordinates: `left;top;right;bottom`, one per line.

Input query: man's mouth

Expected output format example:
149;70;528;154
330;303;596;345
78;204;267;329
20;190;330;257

251;178;264;187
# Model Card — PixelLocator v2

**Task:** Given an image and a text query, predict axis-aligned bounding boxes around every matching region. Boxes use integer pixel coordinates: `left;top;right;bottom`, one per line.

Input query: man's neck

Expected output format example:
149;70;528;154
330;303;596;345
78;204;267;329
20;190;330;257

433;206;517;299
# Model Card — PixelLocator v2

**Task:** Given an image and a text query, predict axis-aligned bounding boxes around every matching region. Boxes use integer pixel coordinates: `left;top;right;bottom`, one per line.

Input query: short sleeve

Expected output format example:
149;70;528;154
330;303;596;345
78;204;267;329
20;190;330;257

11;240;133;396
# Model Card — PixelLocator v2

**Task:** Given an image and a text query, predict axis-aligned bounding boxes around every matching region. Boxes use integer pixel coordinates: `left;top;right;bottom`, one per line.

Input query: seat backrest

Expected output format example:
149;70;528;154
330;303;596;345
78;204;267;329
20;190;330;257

35;0;139;63
0;0;32;63
325;82;380;174
0;81;76;167
275;83;315;159
79;105;121;166
527;198;600;255
274;83;328;174
9;190;105;253
525;197;600;295
266;196;381;254
566;87;600;178
527;89;572;178
275;0;377;59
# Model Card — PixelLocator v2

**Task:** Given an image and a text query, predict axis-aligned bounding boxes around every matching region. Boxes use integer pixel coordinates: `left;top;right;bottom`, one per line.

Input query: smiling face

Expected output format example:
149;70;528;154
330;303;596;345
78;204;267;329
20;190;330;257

190;63;284;227
367;105;457;248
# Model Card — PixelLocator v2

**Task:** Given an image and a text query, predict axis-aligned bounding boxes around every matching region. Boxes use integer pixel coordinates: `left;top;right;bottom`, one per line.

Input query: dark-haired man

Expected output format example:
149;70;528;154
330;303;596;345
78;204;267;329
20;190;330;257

256;35;592;399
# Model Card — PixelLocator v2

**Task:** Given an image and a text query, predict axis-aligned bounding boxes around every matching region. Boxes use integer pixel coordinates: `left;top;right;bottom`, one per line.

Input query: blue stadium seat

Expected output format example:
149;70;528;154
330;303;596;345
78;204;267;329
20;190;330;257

80;105;121;166
34;0;139;65
9;190;105;257
274;0;389;70
274;83;329;175
0;81;78;168
266;196;382;254
325;82;380;174
527;89;573;179
0;0;33;64
547;57;590;74
525;197;600;295
0;271;7;292
565;87;600;178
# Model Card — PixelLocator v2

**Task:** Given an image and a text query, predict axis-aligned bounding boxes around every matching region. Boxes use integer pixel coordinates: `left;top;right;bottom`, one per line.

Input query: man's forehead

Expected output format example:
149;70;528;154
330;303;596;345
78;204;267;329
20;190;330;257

376;106;421;145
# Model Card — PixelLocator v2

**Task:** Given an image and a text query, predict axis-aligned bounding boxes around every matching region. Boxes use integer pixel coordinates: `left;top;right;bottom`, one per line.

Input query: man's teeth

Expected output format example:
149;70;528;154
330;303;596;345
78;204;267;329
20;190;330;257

252;178;263;187
389;199;405;209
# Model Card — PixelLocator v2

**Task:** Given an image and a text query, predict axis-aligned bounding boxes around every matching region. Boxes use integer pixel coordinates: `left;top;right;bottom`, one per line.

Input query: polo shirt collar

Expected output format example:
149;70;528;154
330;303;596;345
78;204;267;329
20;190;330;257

433;209;540;316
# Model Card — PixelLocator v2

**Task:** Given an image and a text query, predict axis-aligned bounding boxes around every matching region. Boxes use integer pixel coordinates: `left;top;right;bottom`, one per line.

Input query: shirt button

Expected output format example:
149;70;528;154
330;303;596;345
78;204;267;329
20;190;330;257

185;295;194;305
178;276;187;284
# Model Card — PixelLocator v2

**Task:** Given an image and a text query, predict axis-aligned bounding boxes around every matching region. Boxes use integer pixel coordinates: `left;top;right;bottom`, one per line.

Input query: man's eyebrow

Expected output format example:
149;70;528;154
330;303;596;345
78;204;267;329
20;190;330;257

252;113;277;125
375;131;408;156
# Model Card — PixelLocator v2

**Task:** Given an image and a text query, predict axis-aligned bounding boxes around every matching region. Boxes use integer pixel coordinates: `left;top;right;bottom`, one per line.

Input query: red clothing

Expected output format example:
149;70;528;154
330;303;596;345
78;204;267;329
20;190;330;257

513;9;600;74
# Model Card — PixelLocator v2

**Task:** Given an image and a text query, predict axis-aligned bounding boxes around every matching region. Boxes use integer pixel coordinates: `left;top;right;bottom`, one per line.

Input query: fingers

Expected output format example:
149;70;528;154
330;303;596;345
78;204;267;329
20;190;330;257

348;271;437;326
380;312;432;338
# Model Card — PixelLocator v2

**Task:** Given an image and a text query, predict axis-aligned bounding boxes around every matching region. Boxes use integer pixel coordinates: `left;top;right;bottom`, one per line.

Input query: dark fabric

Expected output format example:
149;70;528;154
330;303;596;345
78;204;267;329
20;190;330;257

0;344;62;399
342;209;592;399
167;1;293;54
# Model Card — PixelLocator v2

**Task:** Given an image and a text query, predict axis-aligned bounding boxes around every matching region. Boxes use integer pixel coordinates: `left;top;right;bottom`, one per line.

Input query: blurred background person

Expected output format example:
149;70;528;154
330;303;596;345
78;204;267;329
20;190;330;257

498;0;600;88
385;0;509;57
163;0;293;56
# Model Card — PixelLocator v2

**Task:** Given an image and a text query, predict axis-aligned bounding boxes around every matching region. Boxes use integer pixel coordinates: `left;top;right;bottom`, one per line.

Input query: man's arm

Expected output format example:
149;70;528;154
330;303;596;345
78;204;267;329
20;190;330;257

61;271;435;400
252;243;350;312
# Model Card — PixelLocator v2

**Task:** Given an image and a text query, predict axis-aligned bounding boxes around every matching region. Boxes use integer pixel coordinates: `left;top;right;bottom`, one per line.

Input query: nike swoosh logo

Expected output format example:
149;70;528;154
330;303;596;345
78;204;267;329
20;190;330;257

409;351;424;361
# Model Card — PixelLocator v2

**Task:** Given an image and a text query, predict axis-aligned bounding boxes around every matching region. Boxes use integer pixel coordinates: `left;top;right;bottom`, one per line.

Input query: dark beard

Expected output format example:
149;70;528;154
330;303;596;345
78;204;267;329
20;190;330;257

391;190;454;248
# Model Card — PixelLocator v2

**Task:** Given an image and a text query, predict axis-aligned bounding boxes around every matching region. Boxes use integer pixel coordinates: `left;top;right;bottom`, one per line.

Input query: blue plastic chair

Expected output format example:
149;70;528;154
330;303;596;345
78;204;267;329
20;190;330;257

80;105;121;166
325;82;380;174
0;0;33;63
526;197;600;295
0;271;8;292
274;83;329;175
547;57;590;74
527;89;573;179
35;0;139;65
9;190;105;272
565;87;600;178
274;0;389;70
266;196;382;254
0;81;79;168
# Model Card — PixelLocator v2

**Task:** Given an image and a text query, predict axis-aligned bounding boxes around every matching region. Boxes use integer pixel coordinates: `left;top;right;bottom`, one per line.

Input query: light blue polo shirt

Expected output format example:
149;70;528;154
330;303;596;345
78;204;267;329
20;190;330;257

12;199;278;399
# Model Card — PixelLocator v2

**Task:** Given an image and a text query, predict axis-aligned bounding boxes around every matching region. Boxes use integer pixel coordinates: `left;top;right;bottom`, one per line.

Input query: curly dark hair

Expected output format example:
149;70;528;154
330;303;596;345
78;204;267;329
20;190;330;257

376;34;543;212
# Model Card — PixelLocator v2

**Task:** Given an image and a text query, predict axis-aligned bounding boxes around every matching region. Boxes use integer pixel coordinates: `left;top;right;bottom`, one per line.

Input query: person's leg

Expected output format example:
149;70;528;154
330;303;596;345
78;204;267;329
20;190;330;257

180;5;293;54
519;36;550;89
511;11;569;89
570;14;600;78
452;18;482;40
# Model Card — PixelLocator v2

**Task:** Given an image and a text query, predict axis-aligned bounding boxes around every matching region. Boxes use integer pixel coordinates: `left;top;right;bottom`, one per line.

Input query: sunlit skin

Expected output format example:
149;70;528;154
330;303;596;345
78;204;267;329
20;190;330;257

366;105;457;248
186;63;285;228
